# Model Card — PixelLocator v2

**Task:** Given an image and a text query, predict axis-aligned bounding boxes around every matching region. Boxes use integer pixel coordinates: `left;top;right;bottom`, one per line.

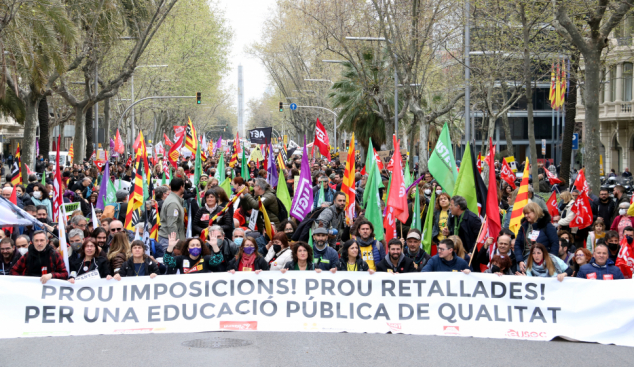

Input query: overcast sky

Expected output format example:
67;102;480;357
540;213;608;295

216;0;276;123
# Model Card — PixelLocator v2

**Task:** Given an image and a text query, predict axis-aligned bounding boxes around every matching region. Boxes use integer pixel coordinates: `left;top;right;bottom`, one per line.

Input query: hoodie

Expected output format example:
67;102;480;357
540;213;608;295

421;254;471;272
376;253;417;273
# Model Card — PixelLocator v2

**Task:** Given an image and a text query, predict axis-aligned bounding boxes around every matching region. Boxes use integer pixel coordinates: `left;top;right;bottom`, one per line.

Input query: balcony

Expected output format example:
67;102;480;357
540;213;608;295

576;101;634;122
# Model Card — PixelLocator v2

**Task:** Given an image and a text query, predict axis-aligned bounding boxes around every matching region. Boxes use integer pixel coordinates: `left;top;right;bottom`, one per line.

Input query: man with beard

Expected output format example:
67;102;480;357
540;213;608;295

94;228;109;257
592;188;616;223
311;227;339;271
11;230;68;283
376;239;417;273
315;192;347;247
0;238;20;275
354;219;386;271
404;229;431;270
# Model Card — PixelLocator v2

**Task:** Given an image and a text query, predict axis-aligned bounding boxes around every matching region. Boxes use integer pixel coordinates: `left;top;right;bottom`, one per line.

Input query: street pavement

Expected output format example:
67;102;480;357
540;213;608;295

1;331;632;366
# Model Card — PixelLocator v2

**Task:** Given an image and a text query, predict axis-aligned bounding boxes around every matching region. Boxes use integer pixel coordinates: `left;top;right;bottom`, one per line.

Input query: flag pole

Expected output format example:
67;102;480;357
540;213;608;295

468;215;487;267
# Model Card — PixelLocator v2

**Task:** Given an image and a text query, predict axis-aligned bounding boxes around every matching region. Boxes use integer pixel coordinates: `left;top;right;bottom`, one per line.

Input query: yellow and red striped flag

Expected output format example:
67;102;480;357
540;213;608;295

259;198;275;240
549;63;556;109
69;142;74;162
276;152;285;170
555;62;561;109
184;117;198;154
124;158;146;231
509;158;530;234
341;133;356;225
228;136;239;168
559;59;566;108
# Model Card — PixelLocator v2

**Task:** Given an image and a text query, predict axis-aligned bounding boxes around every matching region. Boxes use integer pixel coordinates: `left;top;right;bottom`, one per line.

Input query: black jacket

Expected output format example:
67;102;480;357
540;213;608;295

592;198;616;224
192;203;234;239
514;212;559;263
227;255;270;271
375;254;417;273
336;257;370;271
69;255;110;279
475;246;518;274
118;257;160;277
0;251;21;275
447;209;482;253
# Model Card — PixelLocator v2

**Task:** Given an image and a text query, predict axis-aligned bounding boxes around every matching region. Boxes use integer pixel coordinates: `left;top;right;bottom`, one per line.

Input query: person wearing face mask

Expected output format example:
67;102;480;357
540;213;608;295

610;202;634;242
67;229;85;259
615;227;634;278
310;227;340;270
115;240;160;278
30;183;52;221
14;235;30;257
422;183;433;201
15;184;34;207
478;230;518;273
277;219;297;241
11;231;68;283
68;239;111;283
483;254;514;275
0;238;20;275
264;233;292;271
603;231;621;263
164;233;223;274
227;236;269;273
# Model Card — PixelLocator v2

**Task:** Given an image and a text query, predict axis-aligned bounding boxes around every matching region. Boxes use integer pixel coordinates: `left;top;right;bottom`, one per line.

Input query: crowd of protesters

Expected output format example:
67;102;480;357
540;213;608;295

0;147;629;283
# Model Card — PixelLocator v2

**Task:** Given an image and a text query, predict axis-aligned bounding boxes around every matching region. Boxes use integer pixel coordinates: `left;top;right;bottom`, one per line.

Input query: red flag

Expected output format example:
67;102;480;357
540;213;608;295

314;118;331;161
168;133;185;169
164;133;173;147
476;152;483;174
125;155;132;168
383;135;408;242
616;237;634;279
485;138;501;266
546;191;559;219
174;126;186;141
114;129;125;154
476;220;490;272
500;158;516;189
570;169;592;229
235;132;242;154
53;136;63;223
386;141;401;170
545;169;563;185
89;150;96;161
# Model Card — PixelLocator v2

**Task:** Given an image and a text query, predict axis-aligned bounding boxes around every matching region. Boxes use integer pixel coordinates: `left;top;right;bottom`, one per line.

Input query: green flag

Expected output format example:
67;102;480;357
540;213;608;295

41;171;46;185
412;187;422;231
428;123;458;195
276;169;291;216
215;153;225;182
404;159;412;187
421;190;436;254
241;149;248;178
308;227;313;247
452;143;478;214
219;177;232;199
194;138;203;206
105;178;117;205
365;162;384;241
161;171;166;186
317;183;325;207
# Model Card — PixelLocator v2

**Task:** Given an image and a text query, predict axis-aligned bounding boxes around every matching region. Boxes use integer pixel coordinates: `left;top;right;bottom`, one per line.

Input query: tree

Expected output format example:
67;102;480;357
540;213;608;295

553;0;634;193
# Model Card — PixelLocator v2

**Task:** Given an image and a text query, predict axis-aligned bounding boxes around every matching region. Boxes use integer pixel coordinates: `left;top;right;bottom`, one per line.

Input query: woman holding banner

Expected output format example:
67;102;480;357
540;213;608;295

265;233;292;271
517;243;569;281
514;203;559;272
334;239;373;273
68;239;111;283
281;242;318;272
115;240;159;278
107;232;130;276
227;236;269;273
164;233;223;274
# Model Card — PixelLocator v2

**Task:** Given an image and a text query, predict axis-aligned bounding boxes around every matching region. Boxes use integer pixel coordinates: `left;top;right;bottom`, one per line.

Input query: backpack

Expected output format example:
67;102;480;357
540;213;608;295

292;207;327;242
276;197;288;221
102;203;121;220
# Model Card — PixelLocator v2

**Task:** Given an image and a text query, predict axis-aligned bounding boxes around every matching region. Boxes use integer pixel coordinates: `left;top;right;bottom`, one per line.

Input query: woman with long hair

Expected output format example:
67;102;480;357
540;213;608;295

334;239;373;273
30;183;52;220
164;234;223;274
515;202;559;272
265;233;292;271
68;238;111;283
570;247;592;277
432;192;452;243
107;232;130;276
281;241;319;272
227;236;269;273
449;235;470;263
517;243;569;281
586;218;606;252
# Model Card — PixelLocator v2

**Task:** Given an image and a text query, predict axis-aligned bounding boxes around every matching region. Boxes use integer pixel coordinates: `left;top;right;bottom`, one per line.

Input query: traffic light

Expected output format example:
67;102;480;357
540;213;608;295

279;101;283;112
196;92;201;104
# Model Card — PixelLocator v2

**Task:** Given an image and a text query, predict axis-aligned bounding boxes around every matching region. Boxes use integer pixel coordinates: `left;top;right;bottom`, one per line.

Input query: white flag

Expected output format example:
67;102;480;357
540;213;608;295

58;208;69;273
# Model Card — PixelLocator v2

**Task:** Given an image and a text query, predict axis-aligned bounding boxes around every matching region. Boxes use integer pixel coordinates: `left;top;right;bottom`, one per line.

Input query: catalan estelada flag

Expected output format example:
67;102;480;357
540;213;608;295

124;159;146;231
184;117;198;154
11;144;22;185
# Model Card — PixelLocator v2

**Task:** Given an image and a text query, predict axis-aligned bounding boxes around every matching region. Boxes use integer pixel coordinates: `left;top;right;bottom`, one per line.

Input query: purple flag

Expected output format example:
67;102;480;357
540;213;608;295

214;135;222;154
95;160;110;210
36;139;39;156
110;138;118;157
266;143;278;188
289;136;314;221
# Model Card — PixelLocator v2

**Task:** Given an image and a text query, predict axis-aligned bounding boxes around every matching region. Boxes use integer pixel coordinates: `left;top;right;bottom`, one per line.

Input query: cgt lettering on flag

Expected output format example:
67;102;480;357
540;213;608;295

291;177;312;218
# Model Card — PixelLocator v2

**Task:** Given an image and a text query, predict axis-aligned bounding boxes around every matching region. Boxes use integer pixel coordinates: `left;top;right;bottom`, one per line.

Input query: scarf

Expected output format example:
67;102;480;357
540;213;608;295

239;253;256;271
26;245;52;276
205;203;218;213
530;261;550;277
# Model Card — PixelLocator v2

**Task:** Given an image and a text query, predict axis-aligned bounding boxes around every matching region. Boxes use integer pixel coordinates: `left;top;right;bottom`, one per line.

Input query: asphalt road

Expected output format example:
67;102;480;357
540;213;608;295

1;331;633;366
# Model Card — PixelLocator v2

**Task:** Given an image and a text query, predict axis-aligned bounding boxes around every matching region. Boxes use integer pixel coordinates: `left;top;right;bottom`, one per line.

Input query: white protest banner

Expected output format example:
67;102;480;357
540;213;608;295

1;273;634;347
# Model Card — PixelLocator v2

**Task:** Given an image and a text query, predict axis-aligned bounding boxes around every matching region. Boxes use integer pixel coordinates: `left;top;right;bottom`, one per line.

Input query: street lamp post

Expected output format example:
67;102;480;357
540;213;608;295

303;78;340;149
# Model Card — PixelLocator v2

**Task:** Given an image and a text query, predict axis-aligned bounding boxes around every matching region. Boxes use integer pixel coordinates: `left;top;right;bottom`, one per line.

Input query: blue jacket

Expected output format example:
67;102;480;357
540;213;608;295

312;186;336;210
312;245;340;270
576;258;625;280
421;254;471;272
514;213;559;263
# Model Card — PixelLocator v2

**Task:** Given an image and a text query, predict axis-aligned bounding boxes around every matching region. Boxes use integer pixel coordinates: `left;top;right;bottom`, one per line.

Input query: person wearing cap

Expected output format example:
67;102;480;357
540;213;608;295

115;240;160;278
422;238;472;273
403;229;431;271
311;226;340;271
376;239;417;273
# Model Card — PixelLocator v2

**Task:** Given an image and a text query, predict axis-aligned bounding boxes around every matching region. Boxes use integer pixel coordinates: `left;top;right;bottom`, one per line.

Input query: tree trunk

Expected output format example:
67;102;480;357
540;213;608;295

104;97;110;146
73;104;87;163
559;52;579;189
21;94;41;180
38;97;50;155
520;3;539;192
418;119;429;174
582;51;602;193
85;107;93;158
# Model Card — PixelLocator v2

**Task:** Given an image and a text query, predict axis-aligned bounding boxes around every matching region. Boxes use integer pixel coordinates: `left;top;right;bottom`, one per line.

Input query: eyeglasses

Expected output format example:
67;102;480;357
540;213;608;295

110;227;123;232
